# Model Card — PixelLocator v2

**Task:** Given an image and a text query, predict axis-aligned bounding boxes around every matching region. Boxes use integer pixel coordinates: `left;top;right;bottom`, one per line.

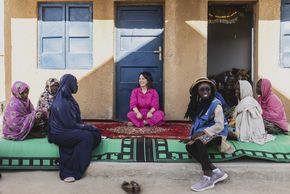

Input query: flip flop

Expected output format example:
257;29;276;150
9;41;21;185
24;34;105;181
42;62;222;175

121;181;141;194
122;181;133;193
130;181;141;193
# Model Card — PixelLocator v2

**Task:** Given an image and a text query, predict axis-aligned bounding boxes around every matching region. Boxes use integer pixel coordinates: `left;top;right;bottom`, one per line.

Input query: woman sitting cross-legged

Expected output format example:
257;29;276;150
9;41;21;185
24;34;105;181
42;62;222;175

3;81;47;140
48;74;101;183
127;72;165;127
256;78;288;134
232;80;275;144
184;78;229;192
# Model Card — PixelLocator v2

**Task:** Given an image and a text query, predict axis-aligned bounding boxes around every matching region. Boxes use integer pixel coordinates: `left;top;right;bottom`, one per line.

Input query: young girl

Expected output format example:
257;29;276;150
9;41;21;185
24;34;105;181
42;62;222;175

185;78;228;192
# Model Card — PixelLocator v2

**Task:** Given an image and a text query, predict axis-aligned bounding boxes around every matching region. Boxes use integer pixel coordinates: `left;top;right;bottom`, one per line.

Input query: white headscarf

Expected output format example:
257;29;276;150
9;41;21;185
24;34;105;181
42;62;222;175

234;80;275;144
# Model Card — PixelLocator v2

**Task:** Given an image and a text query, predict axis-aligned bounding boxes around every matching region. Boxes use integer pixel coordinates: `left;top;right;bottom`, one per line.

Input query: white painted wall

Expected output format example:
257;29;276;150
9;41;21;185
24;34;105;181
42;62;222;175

11;18;114;107
0;0;5;103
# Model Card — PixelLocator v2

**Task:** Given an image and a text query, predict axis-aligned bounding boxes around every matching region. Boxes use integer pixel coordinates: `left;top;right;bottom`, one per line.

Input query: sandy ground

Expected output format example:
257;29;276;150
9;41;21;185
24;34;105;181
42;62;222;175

1;162;290;194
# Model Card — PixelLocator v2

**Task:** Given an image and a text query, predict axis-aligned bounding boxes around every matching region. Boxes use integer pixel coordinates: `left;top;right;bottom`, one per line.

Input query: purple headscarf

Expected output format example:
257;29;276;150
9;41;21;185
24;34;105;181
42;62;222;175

257;79;288;132
2;81;37;140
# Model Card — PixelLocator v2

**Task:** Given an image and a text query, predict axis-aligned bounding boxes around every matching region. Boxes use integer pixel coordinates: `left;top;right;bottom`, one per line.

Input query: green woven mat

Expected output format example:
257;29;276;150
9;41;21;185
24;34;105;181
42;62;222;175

0;138;137;170
1;135;290;170
152;135;290;162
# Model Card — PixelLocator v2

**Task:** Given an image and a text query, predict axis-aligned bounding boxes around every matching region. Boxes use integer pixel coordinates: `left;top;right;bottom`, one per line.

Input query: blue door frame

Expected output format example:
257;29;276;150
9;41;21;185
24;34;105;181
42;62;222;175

116;6;164;121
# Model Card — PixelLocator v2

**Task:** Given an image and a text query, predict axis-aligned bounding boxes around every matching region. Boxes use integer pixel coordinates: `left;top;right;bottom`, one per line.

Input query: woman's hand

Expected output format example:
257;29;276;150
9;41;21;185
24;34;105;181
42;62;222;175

35;111;42;119
190;131;205;141
136;112;143;119
147;111;153;118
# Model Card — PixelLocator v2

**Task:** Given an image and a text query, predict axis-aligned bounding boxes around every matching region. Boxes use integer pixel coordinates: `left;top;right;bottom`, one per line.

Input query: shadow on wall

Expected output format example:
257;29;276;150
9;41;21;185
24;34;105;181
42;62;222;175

75;57;114;120
272;88;290;121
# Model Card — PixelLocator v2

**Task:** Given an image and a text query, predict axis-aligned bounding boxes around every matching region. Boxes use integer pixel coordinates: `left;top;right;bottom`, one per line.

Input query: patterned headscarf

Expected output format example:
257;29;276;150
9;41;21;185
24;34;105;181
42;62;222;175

37;78;59;115
11;81;30;100
45;78;59;95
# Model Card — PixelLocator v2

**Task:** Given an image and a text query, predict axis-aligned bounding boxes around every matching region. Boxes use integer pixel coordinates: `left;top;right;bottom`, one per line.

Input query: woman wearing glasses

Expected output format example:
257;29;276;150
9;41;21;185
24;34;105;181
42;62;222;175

184;77;229;192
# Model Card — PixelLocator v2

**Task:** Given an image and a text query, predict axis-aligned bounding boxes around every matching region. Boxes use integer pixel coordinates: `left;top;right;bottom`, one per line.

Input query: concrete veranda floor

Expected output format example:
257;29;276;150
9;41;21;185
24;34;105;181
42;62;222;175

1;115;290;194
1;162;290;194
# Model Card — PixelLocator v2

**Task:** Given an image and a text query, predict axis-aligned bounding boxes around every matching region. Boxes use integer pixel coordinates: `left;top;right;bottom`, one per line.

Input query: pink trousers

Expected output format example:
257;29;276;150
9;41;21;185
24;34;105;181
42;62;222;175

127;109;165;128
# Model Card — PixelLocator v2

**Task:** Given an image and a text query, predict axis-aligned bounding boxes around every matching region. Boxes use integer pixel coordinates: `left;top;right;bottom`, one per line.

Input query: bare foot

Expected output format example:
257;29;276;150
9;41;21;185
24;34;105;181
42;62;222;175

127;122;133;127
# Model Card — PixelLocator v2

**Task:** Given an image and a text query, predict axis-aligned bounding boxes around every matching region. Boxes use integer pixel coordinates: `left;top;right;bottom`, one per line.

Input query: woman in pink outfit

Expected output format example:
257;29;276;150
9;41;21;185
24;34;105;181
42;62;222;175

256;78;288;134
127;72;165;127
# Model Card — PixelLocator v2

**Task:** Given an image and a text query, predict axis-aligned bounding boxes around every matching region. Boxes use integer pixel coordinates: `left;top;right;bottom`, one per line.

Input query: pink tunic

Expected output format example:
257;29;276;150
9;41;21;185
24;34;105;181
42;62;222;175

127;87;165;127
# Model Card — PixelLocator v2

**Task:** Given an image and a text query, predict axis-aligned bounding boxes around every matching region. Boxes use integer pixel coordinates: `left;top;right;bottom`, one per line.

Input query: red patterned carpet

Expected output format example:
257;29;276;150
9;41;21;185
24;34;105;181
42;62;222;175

85;121;191;139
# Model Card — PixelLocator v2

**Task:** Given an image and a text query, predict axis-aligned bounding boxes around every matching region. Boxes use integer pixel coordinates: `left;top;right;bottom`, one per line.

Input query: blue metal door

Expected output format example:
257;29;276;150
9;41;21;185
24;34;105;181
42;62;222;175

116;6;164;121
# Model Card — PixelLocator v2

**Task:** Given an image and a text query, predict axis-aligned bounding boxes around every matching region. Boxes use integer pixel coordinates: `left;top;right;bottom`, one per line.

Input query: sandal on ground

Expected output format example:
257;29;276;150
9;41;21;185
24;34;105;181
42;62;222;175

63;177;75;183
130;181;141;193
121;181;141;194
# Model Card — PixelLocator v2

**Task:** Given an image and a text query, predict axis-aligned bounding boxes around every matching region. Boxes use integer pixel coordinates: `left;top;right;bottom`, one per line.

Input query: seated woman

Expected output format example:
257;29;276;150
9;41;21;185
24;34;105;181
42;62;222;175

48;74;101;183
127;72;165;127
184;78;228;192
37;78;59;117
3;81;47;140
233;80;274;144
256;78;288;134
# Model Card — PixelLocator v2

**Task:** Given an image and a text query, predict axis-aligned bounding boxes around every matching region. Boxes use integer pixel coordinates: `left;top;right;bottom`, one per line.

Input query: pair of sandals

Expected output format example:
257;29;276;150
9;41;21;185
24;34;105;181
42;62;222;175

121;181;141;194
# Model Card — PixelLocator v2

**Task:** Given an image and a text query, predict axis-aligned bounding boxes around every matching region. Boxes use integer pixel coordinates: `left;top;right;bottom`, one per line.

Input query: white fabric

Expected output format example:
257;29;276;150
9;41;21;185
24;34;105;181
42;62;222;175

205;105;224;136
234;80;275;145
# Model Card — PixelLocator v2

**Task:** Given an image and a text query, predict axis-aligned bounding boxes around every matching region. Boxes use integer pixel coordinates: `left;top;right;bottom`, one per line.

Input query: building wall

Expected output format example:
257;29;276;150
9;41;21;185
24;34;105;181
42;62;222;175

5;0;115;119
0;0;4;104
4;0;290;120
164;0;207;119
256;0;290;118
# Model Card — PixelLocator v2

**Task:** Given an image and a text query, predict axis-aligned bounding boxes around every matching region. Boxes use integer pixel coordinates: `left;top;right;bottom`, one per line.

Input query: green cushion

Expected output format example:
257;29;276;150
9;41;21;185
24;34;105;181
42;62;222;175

0;138;137;170
1;135;290;170
152;135;290;162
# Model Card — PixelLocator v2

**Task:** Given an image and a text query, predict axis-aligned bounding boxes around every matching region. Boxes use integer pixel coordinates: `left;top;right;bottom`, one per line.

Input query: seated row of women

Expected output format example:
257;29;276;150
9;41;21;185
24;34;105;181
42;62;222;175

1;73;288;185
184;77;288;191
3;74;102;182
2;73;288;142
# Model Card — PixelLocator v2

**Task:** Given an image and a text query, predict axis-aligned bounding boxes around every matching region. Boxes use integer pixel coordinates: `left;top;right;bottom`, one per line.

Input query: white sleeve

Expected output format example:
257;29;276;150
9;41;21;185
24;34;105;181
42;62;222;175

204;105;224;136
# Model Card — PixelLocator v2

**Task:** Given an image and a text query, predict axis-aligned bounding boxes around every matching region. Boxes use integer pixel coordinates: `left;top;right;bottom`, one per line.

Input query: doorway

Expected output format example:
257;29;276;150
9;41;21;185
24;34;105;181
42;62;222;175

115;5;164;121
207;4;254;106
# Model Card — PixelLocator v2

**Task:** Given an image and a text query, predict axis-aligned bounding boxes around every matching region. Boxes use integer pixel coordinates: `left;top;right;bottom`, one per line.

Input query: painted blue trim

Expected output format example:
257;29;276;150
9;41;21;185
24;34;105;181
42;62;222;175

65;3;93;69
38;3;65;69
38;3;92;69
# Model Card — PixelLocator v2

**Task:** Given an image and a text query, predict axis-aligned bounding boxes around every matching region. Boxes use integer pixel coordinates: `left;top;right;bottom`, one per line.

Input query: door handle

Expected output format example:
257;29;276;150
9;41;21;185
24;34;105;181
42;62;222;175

153;46;162;61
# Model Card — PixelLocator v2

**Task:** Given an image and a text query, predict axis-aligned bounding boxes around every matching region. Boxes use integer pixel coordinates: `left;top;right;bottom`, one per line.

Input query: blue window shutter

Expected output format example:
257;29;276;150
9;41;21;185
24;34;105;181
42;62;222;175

66;3;93;69
38;4;65;69
281;0;290;67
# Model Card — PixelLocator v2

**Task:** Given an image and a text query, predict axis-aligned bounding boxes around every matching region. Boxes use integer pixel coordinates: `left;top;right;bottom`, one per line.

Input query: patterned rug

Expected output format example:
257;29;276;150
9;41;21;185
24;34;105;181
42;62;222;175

86;122;191;139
